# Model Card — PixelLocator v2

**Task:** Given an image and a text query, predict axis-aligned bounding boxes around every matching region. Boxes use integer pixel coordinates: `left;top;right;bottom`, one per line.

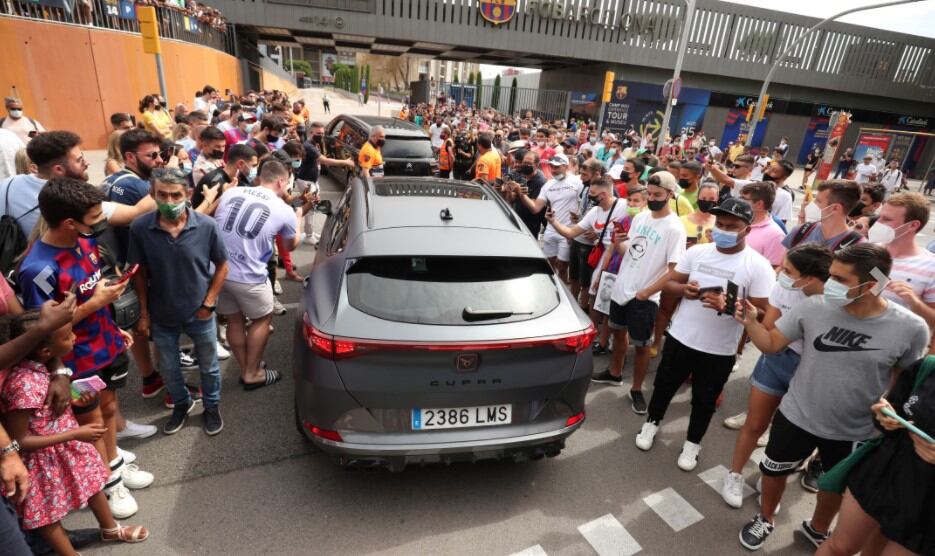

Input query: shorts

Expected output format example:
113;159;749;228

568;240;595;284
72;351;129;415
607;299;658;346
542;231;570;262
760;410;863;477
750;347;801;397
218;280;274;320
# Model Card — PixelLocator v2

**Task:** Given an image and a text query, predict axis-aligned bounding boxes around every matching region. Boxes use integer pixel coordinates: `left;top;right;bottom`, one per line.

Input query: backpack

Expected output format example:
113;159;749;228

0;117;39;133
789;221;861;251
0;177;38;283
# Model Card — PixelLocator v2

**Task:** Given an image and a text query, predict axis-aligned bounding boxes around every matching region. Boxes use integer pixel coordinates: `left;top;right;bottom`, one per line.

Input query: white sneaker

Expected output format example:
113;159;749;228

116;420;157;440
302;236;318;246
635;422;659;451
117;446;136;465
677;440;702;471
106;482;138;519
722;471;745;508
732;353;743;372
216;341;230;361
179;350;197;369
120;463;154;490
218;323;229;348
273;280;283;295
272;298;287;316
757;429;770;447
724;412;748;430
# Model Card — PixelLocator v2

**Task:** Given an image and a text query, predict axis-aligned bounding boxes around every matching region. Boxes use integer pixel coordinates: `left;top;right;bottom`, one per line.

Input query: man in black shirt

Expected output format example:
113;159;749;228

193;144;257;215
509;150;547;236
295;121;354;185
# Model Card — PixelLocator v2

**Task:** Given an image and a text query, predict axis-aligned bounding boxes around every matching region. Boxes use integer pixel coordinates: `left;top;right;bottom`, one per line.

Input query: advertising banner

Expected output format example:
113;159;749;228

796;117;830;165
119;0;135;18
321;53;337;83
886;133;915;168
853;133;893;166
720;108;769;150
601;80;710;140
814;112;851;183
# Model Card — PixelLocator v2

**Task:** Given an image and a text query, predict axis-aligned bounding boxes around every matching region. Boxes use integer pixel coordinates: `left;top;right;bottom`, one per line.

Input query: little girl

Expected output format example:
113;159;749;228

0;311;148;555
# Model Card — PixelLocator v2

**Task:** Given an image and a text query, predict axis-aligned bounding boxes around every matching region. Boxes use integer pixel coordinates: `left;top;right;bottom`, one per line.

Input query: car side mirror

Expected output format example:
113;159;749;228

315;200;332;215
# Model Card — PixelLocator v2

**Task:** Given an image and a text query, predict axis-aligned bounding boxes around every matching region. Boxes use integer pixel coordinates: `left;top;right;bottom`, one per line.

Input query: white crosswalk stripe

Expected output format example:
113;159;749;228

643;487;704;532
698;465;756;499
510;545;549;556
577;514;643;556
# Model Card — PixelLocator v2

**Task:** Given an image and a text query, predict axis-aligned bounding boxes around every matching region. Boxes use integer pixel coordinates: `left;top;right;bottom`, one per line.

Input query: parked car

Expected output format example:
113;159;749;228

294;176;594;471
322;115;436;185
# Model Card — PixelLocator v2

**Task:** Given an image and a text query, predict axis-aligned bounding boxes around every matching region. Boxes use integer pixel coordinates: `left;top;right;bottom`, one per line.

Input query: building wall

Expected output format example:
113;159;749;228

0;17;242;149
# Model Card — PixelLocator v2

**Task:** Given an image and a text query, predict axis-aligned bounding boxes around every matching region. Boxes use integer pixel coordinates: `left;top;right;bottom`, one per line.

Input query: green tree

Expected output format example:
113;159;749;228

364;65;371;104
509;77;518;114
351;65;360;94
453;72;459;84
474;72;482;109
467;71;474;86
491;74;501;110
285;59;313;77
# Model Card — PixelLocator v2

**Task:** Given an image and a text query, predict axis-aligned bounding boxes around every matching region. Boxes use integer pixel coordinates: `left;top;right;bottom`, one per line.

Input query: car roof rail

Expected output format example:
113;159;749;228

363;174;374;229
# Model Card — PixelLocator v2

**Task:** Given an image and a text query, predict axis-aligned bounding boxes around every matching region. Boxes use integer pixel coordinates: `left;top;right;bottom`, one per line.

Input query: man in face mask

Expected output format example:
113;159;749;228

563;159;606;305
507;150;546;237
633;197;774;473
194;144;258;215
224;112;256;148
785;180;863;252
359;126;386;178
128;168;229;436
763;159;794;226
735;243;928;550
192;126;226;185
677;161;703;209
1;97;45;144
739;182;787;268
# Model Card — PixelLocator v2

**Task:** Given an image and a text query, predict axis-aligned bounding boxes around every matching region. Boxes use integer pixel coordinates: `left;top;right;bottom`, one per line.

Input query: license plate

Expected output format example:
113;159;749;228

412;405;512;430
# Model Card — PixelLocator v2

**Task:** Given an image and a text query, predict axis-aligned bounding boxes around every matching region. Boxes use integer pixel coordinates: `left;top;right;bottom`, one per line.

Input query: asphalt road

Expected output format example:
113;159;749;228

62;167;843;556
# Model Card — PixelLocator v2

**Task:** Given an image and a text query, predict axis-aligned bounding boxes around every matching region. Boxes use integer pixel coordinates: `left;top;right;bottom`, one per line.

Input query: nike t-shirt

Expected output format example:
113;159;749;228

776;296;929;441
537;175;583;235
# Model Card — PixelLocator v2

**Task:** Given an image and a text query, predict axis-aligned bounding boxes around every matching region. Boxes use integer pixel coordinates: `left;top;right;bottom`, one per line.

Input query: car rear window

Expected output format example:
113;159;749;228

382;137;433;159
346;256;560;325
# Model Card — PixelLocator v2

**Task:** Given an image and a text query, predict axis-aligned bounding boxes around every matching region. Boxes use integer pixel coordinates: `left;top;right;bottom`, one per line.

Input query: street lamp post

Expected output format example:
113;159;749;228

657;0;696;152
745;0;925;147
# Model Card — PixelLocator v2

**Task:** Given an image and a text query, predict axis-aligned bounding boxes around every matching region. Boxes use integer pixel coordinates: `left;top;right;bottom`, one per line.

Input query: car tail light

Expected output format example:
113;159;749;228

304;313;596;360
303;420;343;442
565;411;585;427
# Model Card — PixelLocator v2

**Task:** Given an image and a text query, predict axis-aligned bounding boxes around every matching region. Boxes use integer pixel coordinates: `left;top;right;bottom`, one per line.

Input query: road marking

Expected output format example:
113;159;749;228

643;487;704;532
577;514;642;556
510;545;548;556
698;465;755;499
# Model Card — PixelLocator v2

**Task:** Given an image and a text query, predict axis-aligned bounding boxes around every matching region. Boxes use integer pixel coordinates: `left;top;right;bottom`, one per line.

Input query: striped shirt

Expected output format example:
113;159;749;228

884;251;935;307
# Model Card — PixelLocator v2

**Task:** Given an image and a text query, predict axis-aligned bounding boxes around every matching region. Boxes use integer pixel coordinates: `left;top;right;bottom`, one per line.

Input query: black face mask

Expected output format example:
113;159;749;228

587;194;601;204
208;150;225;160
678;178;692;189
268;133;280;142
375;139;386;147
647;199;668;212
520;164;535;175
618;171;631;182
697;199;717;213
78;219;108;239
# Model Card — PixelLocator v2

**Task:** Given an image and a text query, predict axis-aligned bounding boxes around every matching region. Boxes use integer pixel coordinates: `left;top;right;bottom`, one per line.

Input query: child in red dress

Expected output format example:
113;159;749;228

0;311;148;554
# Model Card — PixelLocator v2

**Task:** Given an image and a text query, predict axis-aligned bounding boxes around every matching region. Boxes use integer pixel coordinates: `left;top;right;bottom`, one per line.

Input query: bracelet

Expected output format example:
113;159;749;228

200;304;216;313
1;440;20;457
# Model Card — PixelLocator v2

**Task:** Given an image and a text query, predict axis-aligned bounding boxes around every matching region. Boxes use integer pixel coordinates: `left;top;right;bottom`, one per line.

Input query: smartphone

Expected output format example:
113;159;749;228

881;406;935;443
740;286;747;319
724;280;739;315
291;196;306;208
110;264;140;286
54;281;78;303
613;220;626;234
697;286;724;297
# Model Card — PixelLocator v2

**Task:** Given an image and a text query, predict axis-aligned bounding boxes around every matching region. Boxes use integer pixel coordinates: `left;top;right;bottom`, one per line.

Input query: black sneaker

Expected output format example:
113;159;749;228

203;407;224;436
801;457;823;493
629;390;648;415
591;370;623;386
799;520;830;548
591;341;611;356
739;514;774;551
163;400;195;435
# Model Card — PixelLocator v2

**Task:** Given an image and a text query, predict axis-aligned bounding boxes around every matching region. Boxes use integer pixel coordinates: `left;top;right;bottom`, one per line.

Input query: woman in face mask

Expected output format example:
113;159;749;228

681;182;719;247
720;243;832;509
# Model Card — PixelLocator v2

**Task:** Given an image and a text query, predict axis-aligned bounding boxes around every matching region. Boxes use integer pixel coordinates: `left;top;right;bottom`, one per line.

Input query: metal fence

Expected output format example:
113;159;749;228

440;82;570;121
0;0;235;54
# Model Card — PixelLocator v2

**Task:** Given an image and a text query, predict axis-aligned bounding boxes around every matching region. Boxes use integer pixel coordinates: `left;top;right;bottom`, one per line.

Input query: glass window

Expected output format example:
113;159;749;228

382;137;434;159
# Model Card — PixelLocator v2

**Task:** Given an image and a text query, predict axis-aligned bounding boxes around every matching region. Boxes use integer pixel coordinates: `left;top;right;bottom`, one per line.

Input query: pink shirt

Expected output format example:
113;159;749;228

746;217;786;266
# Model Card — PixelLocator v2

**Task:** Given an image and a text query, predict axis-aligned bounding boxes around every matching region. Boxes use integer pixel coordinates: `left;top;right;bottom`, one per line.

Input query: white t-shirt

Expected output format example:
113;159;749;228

751;156;771;181
884;251;935;308
767;282;807;354
214;186;298;284
0;115;45;145
854;162;876;184
0;129;24;182
668;244;776;355
772;186;793;222
537;175;583;235
578;200;629;247
429;124;443;148
730;178;754;198
610;211;686;306
880;169;903;193
217;120;235;133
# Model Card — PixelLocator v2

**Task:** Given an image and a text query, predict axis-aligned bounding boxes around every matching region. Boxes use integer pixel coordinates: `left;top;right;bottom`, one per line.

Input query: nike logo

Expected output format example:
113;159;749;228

813;326;880;352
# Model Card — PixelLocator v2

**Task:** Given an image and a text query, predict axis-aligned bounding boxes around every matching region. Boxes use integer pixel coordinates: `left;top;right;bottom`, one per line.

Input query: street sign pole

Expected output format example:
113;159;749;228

657;0;694;153
137;7;167;104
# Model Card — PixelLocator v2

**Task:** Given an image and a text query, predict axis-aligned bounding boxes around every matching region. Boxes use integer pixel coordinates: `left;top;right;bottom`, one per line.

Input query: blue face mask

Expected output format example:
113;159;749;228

291;159;302;169
181;162;192;175
247;166;258;183
823;278;871;307
712;227;739;249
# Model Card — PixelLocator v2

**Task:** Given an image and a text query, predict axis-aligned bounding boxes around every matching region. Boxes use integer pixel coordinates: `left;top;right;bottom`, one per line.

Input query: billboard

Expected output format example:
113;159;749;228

797;117;830;165
600;80;710;140
814;112;851;183
720;108;769;149
853;133;893;165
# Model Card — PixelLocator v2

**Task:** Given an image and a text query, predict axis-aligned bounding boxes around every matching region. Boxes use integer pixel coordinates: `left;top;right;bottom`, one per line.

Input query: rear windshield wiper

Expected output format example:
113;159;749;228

462;307;533;322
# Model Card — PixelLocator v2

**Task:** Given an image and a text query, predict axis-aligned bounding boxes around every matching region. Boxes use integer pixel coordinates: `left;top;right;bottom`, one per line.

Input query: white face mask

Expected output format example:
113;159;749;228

804;201;829;223
8;109;23;119
868;221;910;245
777;272;804;291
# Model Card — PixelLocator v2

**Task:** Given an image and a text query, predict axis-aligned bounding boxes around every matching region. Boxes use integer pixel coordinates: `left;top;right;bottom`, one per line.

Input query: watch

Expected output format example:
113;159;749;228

0;440;20;457
52;367;73;379
200;304;216;313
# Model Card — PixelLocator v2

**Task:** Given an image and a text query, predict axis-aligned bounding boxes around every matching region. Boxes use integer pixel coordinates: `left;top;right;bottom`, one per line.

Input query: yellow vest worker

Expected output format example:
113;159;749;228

359;140;384;177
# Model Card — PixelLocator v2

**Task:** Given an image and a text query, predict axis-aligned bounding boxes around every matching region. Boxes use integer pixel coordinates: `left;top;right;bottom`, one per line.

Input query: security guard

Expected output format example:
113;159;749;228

474;131;502;182
359;125;385;178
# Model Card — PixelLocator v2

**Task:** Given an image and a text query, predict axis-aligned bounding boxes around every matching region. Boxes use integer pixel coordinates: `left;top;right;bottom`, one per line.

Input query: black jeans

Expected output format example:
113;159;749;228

647;333;736;443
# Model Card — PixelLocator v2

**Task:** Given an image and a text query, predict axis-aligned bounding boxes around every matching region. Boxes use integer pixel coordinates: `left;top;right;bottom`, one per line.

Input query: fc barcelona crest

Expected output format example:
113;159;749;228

479;0;516;24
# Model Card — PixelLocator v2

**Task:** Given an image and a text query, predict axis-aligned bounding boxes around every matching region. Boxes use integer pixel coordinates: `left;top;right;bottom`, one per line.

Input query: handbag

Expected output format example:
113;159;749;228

586;200;618;268
818;356;935;493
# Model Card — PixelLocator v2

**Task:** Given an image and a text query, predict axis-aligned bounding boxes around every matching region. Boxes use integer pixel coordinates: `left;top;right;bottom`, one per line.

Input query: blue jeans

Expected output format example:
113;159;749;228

0;497;29;556
152;315;221;410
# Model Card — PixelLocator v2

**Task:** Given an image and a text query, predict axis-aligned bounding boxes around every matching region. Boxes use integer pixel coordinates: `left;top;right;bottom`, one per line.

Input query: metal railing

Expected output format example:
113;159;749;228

0;0;235;54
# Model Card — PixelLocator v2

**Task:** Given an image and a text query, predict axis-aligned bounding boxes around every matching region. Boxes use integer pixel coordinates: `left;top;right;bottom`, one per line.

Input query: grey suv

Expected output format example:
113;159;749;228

293;177;594;471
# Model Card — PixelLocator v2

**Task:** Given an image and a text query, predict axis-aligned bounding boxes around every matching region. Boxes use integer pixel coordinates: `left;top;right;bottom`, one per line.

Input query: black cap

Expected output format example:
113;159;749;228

709;197;754;224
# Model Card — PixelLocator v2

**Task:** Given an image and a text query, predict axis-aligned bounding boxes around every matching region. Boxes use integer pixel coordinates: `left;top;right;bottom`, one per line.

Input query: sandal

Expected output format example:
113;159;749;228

101;523;149;543
242;368;282;391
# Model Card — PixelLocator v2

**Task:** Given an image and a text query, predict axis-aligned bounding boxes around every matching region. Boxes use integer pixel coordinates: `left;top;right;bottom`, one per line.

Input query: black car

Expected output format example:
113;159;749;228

323;115;436;185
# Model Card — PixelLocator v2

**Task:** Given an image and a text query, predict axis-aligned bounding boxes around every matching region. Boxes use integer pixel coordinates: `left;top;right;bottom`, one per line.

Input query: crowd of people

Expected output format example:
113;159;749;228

0;86;932;556
1;0;229;33
0;84;340;554
392;101;934;555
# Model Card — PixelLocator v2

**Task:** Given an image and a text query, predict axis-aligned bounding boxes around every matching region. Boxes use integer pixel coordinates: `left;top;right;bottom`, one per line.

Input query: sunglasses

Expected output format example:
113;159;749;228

136;151;162;160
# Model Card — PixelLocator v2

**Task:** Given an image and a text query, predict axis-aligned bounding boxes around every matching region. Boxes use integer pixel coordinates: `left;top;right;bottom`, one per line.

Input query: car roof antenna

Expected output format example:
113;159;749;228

439;208;453;222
